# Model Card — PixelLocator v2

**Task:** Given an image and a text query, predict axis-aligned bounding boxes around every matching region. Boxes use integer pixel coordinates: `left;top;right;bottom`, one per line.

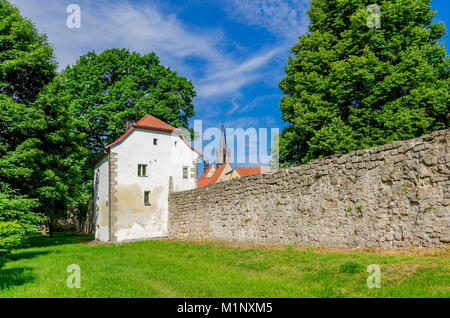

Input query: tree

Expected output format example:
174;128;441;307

0;191;39;261
28;77;85;235
278;0;449;165
0;1;83;237
0;0;56;103
58;49;196;227
0;78;84;236
61;48;196;155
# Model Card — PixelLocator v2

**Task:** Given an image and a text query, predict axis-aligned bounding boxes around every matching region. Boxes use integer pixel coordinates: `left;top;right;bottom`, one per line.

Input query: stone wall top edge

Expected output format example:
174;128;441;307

169;128;449;198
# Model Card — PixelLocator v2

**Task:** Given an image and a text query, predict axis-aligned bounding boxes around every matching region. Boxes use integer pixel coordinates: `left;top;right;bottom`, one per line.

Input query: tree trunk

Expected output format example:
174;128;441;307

41;221;47;236
49;216;53;237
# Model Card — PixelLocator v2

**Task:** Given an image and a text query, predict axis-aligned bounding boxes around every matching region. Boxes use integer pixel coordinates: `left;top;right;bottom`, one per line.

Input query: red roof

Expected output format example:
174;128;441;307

135;114;177;132
198;177;211;187
198;165;215;187
210;163;229;184
198;163;231;187
92;115;202;164
197;164;270;188
106;115;177;149
235;166;270;177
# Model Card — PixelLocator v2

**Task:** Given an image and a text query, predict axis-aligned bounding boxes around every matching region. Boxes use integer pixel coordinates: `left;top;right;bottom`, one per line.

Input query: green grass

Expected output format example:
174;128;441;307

0;233;449;297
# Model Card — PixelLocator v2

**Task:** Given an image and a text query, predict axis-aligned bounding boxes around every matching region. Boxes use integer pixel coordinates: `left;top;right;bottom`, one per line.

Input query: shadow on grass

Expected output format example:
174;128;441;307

0;233;94;291
8;250;49;261
0;250;47;291
0;267;35;290
21;232;95;249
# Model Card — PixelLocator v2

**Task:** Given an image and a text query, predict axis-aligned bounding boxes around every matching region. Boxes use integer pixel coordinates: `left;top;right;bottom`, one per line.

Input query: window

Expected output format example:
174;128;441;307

144;191;151;206
183;166;188;179
138;164;147;177
153;138;158;145
174;141;177;147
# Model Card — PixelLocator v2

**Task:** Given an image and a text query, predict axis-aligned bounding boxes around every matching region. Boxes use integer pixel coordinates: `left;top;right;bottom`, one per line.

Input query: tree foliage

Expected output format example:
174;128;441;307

0;77;85;234
62;48;196;154
0;1;83;241
0;0;56;103
278;0;449;165
0;191;38;258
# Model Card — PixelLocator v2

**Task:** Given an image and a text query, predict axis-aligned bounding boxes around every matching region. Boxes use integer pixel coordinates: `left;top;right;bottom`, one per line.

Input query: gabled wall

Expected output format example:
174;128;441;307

93;154;110;241
94;128;200;242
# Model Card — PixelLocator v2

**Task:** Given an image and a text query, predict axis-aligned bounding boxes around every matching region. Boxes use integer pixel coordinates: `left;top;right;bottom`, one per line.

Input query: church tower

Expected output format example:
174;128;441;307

216;124;231;165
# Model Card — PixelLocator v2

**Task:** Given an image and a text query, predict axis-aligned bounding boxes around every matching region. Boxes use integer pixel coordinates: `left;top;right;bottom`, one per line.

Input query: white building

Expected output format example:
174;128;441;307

92;114;202;242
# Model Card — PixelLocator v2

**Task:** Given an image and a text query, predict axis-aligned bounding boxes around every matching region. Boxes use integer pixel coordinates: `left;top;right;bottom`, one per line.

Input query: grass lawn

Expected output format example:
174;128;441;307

0;233;448;298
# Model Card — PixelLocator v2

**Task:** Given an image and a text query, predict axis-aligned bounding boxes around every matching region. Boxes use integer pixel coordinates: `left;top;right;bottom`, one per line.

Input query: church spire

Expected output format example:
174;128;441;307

216;124;230;165
219;124;227;148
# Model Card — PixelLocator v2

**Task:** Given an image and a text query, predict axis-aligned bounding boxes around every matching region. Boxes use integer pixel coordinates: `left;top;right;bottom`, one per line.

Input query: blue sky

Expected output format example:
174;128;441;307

11;0;449;166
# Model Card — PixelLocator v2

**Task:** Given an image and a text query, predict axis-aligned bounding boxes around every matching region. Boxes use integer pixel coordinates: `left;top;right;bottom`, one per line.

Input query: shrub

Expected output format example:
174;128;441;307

0;191;40;260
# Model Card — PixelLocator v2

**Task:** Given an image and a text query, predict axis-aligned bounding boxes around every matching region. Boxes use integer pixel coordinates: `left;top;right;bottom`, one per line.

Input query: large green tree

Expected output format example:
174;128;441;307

62;48;196;154
0;77;84;238
0;0;56;103
278;0;449;165
59;49;197;225
0;1;83;240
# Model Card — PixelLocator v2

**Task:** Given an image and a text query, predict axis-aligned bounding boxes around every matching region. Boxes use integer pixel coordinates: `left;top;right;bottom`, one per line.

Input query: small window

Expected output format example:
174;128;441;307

183;167;188;179
153;138;158;145
174;141;177;147
138;164;147;177
144;191;151;206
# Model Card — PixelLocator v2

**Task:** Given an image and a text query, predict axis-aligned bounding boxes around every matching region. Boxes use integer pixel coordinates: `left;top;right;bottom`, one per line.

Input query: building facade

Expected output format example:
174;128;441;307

93;115;202;242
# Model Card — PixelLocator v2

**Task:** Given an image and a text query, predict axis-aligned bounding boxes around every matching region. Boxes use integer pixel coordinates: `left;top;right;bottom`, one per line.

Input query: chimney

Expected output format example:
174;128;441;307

125;120;135;132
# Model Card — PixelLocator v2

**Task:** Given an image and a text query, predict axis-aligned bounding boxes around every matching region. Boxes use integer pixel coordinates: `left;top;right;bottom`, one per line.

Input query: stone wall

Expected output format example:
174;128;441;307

53;203;95;235
168;129;450;248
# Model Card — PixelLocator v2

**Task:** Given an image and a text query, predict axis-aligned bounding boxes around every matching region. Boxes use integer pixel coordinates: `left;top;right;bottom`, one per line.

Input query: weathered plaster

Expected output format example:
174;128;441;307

93;155;109;241
94;127;200;242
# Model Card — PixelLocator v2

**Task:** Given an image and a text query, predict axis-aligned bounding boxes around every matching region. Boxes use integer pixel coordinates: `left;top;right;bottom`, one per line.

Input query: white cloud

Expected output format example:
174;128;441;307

227;93;279;116
196;47;282;98
10;0;281;100
204;47;281;82
10;0;222;71
227;0;310;39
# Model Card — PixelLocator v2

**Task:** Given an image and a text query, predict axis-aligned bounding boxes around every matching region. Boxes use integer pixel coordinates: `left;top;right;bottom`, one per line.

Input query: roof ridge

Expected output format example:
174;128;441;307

102;114;202;158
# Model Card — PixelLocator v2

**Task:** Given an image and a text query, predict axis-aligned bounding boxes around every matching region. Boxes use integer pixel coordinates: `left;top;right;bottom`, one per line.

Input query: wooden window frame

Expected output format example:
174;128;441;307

144;191;151;206
138;164;148;177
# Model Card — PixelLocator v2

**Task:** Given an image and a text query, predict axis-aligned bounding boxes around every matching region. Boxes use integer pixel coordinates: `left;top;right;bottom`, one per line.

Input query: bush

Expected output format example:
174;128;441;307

0;221;25;254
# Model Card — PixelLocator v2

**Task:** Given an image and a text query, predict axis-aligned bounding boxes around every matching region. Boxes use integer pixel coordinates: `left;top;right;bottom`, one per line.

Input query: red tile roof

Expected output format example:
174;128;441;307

210;163;230;184
235;166;270;177
105;115;176;149
197;165;269;188
135;114;177;132
198;165;215;187
93;115;202;164
197;163;230;188
198;177;211;187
